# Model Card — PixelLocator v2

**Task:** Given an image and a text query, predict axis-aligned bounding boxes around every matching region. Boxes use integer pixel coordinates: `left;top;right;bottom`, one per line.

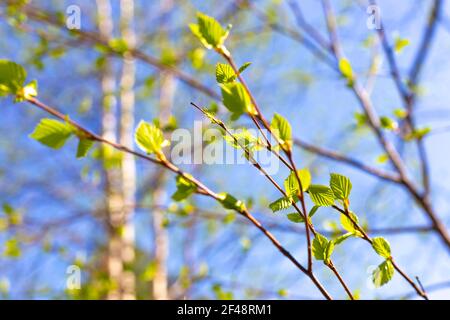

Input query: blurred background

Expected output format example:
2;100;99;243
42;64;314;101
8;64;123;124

0;0;450;300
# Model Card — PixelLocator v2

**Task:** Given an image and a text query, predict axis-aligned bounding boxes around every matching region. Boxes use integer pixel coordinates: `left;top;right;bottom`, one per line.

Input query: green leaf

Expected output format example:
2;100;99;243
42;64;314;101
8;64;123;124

16;80;38;102
312;233;333;263
333;232;352;245
380;116;398;131
172;175;196;201
404;126;431;141
324;241;335;264
340;211;362;237
215;63;236;84
308;185;335;207
354;112;368;127
4;238;21;258
376;153;389;164
372;237;391;259
218;193;246;212
372;260;394;287
0;60;26;97
134;120;169;156
108;38;129;54
284;169;311;197
269;196;297;212
76;138;94;158
238;62;251;74
393;108;407;119
339;58;354;84
223;128;262;153
189;12;231;50
220;82;255;119
270;113;292;150
394;37;409;53
312;233;328;261
30;118;74;149
308;205;319;218
329;173;352;200
286;213;304;223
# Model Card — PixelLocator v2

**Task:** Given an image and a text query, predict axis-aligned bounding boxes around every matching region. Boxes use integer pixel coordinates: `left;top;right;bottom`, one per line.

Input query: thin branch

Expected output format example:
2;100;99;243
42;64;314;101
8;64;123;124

24;97;333;300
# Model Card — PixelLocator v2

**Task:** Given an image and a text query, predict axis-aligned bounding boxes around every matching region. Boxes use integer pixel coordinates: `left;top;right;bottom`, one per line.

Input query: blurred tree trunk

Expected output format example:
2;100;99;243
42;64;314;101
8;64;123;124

151;74;175;300
118;0;137;300
96;0;134;300
150;0;174;301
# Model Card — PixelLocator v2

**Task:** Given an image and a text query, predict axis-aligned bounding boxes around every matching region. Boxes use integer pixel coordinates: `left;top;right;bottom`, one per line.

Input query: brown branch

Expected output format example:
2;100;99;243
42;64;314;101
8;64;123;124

23;97;333;300
16;4;221;101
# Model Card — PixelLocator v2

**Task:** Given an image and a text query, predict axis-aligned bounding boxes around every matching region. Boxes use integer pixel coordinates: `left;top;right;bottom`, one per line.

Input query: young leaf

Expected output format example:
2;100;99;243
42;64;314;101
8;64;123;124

404;126;431;141
372;260;394;287
308;185;335;207
238;62;251;74
312;233;328;261
393;108;407;119
189;12;231;50
218;193;246;212
4;238;21;258
108;38;129;54
333;232;352;245
284;169;311;197
216;63;236;84
269;196;296;212
220;82;255;119
329;173;352;200
380;116;398;131
339;58;354;84
340;211;363;237
371;237;391;259
76;138;94;158
284;171;298;197
312;233;333;263
286;213;304;223
270;113;292;151
308;205;319;218
30;118;74;149
223;128;262;153
134;120;169;156
15;80;38;102
0;60;26;97
394;37;409;53
324;241;335;264
172;175;196;201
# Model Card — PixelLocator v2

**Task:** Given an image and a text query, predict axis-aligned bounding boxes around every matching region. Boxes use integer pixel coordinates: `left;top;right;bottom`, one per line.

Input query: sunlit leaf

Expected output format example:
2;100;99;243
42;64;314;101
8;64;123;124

0;60;26;97
172;175;196;201
270;113;292;151
286;213;304;223
218;193;246;212
372;260;394;287
308;185;335;207
189;12;231;50
215;63;236;84
220;82;255;119
372;237;391;259
329;173;352;200
30;118;74;149
134;120;169;157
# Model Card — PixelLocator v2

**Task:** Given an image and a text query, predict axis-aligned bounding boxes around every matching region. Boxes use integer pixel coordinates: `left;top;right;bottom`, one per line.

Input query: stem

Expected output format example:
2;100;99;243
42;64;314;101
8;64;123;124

217;52;353;299
328;262;354;300
24;97;334;300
